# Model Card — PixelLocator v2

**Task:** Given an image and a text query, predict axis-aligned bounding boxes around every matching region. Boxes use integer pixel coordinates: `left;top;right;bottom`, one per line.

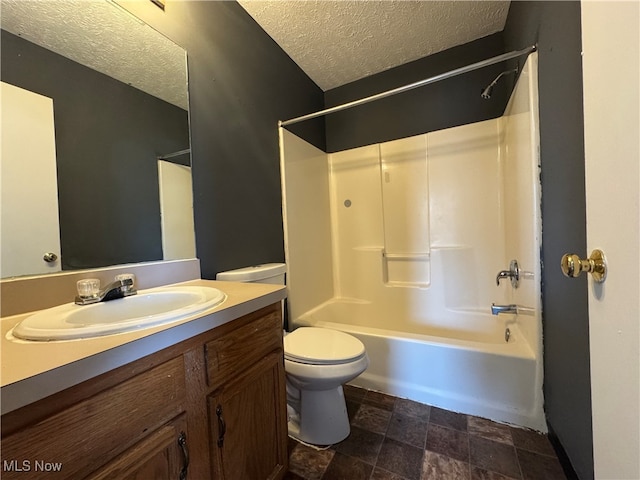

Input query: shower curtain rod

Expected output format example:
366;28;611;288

279;45;536;127
157;148;191;161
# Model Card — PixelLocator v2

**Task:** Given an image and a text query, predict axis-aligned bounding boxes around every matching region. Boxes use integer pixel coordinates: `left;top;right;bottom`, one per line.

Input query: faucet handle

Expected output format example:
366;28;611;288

496;270;511;286
115;273;136;295
496;260;520;288
77;278;100;300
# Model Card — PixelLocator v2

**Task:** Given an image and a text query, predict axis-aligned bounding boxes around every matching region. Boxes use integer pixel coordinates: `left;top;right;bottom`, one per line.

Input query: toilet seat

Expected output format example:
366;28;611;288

284;327;366;365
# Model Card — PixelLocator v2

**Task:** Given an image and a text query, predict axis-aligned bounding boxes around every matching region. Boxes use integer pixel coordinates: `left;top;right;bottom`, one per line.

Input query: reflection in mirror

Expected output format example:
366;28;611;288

0;0;194;278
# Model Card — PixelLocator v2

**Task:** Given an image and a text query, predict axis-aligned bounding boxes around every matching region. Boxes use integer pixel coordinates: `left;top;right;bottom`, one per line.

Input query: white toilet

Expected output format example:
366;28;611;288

216;263;368;445
283;326;368;444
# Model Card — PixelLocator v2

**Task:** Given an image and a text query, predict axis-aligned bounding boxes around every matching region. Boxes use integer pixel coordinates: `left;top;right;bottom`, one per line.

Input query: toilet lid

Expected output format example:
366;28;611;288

284;327;366;365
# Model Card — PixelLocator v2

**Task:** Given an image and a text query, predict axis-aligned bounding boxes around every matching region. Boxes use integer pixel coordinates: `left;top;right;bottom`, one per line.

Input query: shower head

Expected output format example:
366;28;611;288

480;83;496;100
481;68;518;99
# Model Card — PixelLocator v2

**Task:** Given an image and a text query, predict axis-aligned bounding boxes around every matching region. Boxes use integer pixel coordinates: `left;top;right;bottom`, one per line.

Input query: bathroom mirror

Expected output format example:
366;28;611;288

0;0;194;278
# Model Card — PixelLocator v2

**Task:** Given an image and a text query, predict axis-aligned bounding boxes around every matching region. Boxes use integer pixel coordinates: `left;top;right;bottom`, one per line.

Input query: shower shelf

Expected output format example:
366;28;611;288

382;250;431;287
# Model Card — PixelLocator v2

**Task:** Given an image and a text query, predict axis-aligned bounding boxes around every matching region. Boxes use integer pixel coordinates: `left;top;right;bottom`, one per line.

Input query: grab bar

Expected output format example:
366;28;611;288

491;303;535;316
382;252;430;260
491;304;517;315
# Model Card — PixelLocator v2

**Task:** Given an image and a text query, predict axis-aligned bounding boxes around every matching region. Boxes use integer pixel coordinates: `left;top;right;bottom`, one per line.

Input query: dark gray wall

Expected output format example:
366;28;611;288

324;33;513;152
119;1;325;279
504;2;592;479
1;30;189;270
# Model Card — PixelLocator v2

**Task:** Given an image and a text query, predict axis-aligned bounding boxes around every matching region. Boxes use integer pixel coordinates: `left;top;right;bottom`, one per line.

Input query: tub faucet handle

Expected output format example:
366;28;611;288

496;259;520;288
496;270;512;285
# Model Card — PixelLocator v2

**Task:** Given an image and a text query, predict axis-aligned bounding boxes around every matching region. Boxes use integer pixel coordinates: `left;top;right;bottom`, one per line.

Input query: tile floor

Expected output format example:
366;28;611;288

285;385;567;480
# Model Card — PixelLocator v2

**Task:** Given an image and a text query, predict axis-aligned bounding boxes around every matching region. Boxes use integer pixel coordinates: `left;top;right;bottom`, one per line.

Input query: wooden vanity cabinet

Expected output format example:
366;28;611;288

0;303;288;480
205;307;288;480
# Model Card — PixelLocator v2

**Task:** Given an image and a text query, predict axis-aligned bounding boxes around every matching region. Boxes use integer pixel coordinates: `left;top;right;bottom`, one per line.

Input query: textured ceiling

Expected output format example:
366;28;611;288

238;0;510;91
1;0;188;110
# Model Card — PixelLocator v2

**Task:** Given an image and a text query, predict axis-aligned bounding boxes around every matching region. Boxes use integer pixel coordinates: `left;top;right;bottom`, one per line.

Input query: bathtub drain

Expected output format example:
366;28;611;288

505;328;511;343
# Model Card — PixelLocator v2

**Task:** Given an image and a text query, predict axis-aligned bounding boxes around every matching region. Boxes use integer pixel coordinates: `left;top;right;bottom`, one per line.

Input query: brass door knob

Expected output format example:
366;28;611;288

561;249;607;283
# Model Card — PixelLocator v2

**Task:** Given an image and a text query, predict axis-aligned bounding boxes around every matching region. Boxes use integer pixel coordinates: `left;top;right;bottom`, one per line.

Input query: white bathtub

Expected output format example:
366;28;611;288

293;299;545;431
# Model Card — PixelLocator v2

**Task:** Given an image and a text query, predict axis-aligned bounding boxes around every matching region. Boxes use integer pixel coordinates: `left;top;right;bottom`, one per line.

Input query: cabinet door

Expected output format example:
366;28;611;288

209;351;288;480
88;415;189;480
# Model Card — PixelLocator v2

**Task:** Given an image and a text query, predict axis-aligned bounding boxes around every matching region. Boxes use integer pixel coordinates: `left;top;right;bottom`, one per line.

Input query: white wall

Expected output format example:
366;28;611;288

380;135;430;286
501;53;542;359
428;118;506;311
324;119;510;334
279;129;334;321
329;144;385;303
501;53;544;426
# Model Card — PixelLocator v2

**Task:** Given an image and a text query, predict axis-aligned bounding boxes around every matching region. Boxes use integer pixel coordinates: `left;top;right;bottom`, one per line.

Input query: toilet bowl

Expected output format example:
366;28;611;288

284;327;368;445
215;264;368;445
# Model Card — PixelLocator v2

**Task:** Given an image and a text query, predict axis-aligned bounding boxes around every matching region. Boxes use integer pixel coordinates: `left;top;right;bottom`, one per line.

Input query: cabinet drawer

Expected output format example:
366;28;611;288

1;356;186;480
205;308;282;389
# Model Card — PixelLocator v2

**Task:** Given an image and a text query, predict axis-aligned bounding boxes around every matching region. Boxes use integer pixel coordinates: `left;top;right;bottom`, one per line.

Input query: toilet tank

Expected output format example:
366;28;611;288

215;263;286;285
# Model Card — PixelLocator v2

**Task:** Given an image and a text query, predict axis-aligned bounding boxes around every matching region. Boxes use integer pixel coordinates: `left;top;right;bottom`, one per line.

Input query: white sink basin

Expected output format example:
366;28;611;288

11;286;226;341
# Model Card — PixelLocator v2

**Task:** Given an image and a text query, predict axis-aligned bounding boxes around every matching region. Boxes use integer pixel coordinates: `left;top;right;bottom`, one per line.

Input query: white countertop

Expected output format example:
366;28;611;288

0;279;286;415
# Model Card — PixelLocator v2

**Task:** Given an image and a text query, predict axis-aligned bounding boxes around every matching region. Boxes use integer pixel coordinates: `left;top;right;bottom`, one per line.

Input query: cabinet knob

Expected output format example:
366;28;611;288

561;249;607;283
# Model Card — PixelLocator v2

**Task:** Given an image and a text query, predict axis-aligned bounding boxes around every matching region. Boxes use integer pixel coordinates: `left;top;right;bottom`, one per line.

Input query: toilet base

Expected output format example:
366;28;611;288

287;385;351;445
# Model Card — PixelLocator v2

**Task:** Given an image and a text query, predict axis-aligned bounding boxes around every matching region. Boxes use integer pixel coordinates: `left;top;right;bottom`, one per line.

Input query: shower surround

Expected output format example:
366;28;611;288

280;54;543;430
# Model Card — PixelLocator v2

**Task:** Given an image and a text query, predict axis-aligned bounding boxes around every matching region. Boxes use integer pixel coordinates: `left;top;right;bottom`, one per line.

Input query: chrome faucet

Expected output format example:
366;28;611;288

496;259;520;288
491;303;518;315
75;278;137;305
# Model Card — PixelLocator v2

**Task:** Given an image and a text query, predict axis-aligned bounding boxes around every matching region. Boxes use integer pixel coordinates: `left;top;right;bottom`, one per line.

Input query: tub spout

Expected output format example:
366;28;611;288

491;303;518;315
